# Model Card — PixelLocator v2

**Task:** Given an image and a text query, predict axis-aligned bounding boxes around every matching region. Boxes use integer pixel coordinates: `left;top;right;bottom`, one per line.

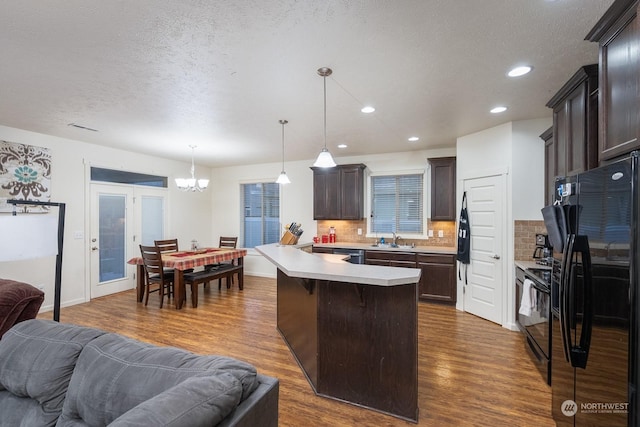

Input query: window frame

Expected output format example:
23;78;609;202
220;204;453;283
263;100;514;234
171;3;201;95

366;169;428;239
239;180;282;249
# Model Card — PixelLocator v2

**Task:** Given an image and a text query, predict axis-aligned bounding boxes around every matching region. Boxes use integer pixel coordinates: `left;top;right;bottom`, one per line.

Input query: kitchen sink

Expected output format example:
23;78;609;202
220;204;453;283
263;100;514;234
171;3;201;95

370;243;414;250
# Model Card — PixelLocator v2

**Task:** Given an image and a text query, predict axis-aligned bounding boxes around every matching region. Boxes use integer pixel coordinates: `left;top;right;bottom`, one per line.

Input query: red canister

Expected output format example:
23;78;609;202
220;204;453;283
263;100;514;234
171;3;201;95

329;234;336;243
321;235;329;243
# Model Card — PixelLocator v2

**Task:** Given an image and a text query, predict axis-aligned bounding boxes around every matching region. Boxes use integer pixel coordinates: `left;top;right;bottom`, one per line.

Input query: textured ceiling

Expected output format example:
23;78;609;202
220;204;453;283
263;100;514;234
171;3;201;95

0;0;616;167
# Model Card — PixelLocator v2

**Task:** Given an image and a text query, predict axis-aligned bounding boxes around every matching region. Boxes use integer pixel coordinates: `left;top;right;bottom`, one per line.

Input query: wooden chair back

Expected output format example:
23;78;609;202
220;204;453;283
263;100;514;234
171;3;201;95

219;236;238;249
154;239;179;253
139;244;165;277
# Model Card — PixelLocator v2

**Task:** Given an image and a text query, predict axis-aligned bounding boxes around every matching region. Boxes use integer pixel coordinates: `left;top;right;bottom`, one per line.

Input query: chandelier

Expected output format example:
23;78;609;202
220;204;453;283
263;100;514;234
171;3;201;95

175;145;209;192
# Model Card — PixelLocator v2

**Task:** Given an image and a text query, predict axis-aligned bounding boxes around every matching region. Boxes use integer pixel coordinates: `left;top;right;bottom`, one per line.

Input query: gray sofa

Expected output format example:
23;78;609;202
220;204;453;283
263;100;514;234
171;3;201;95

0;319;278;426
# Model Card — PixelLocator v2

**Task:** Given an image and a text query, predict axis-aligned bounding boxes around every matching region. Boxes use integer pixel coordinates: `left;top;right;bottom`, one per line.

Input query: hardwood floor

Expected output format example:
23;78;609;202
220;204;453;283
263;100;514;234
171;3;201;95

42;275;554;426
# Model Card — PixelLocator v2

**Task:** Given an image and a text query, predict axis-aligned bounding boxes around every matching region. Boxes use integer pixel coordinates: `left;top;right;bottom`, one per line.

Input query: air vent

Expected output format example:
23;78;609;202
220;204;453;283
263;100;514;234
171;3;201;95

67;123;98;132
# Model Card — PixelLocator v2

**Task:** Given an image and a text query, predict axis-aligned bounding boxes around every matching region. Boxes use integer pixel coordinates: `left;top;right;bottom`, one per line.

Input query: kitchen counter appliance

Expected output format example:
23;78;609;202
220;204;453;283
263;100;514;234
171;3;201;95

331;248;365;264
533;233;553;266
543;152;638;426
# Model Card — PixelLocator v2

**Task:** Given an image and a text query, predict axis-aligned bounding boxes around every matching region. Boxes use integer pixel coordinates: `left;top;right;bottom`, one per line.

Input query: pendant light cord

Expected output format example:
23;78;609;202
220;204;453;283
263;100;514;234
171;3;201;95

323;75;327;150
281;121;286;169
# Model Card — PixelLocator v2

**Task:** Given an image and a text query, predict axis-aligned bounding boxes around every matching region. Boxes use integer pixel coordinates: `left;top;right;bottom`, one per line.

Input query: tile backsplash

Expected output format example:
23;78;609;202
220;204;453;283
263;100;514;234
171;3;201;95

313;219;550;258
514;220;548;261
316;219;456;247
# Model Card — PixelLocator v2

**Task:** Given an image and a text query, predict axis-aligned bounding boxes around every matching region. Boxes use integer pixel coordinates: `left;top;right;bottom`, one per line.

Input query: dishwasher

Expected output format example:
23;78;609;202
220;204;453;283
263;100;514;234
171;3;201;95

331;248;365;264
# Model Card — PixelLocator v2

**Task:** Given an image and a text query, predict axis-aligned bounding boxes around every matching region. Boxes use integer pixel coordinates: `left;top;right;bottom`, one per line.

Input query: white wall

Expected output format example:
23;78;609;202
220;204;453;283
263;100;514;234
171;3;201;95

455;118;550;330
0;125;212;312
512;118;551;220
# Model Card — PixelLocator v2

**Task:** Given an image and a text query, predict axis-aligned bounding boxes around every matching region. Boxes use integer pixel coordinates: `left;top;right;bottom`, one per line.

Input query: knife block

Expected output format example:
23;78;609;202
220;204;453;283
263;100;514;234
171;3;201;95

280;230;299;245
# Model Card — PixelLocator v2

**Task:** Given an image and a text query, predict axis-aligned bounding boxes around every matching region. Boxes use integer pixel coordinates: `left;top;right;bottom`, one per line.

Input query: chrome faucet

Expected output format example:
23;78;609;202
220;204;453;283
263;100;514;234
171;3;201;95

392;232;401;246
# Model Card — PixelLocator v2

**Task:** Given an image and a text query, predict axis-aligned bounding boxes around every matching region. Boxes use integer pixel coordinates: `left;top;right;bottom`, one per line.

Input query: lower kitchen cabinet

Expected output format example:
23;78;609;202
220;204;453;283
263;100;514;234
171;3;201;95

417;253;456;303
311;247;333;254
364;250;415;267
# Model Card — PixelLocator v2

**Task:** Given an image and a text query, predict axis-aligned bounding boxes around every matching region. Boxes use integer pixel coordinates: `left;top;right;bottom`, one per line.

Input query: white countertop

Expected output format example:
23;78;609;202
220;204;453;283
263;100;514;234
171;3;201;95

255;243;421;286
514;260;552;271
312;242;456;254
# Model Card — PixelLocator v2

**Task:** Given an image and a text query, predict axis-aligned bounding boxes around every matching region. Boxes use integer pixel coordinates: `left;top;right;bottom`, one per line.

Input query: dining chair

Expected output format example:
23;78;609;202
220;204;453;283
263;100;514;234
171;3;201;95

204;236;239;290
155;238;194;275
139;244;174;308
154;238;178;253
217;236;238;289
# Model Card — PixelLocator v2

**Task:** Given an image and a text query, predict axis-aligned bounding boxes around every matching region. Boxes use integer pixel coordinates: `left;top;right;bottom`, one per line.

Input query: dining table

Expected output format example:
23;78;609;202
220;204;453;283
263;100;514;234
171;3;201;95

128;247;247;309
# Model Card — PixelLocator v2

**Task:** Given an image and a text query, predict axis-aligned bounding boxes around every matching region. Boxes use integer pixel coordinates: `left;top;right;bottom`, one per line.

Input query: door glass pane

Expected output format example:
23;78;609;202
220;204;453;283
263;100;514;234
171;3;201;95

99;194;126;282
140;195;163;245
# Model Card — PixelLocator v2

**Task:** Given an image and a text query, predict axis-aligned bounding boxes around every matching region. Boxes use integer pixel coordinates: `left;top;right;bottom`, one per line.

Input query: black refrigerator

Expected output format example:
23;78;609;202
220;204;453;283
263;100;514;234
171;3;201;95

543;152;638;426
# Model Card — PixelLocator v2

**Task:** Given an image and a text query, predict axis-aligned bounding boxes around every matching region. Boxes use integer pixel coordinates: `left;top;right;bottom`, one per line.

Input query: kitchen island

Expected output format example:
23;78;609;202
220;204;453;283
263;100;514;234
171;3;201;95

256;243;421;422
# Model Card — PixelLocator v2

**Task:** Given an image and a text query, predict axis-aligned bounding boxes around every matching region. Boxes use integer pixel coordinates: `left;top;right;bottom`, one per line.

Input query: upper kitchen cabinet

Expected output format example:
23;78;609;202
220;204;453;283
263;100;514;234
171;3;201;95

546;65;599;178
586;0;640;162
428;157;456;221
540;127;555;205
311;164;366;220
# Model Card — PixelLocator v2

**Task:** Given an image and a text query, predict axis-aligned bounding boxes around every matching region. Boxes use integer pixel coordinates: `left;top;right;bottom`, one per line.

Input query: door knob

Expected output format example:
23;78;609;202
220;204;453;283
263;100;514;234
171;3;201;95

491;254;500;259
91;246;99;251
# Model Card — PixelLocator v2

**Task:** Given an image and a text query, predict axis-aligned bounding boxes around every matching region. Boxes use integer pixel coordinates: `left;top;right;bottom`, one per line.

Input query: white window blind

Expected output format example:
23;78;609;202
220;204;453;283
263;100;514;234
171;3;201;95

371;174;423;234
242;182;280;248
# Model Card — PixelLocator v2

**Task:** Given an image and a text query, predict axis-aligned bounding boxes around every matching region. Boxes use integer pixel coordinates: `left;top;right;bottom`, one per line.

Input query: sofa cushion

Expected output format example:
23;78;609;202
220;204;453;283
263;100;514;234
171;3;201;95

59;333;258;426
0;279;45;338
0;319;106;426
109;374;242;426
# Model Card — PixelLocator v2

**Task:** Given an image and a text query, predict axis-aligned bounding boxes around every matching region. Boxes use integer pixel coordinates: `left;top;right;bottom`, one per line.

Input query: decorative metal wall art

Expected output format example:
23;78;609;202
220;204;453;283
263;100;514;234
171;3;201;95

0;140;51;213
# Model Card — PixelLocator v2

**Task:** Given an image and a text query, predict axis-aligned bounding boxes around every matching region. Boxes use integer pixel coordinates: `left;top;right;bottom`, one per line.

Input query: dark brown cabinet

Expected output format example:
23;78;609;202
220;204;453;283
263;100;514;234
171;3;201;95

364;250;415;267
417;253;456;304
364;249;456;303
586;0;640;162
311;164;366;220
311;246;332;254
546;65;599;179
428;157;456;221
540;127;555;205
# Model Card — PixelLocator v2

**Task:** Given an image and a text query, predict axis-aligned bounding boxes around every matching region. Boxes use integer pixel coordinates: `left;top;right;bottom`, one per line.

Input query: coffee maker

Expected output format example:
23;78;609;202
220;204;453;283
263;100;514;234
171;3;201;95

533;233;553;265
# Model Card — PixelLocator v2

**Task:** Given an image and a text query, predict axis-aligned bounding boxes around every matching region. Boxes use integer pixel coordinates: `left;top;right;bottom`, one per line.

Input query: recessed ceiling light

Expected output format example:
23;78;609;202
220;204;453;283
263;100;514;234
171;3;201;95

361;106;375;113
408;137;419;142
337;144;348;148
490;106;508;114
508;66;532;77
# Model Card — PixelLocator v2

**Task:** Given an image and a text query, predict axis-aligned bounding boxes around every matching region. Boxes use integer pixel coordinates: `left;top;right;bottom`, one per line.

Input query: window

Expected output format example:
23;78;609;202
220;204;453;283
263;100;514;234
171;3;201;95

371;174;423;234
91;167;167;187
242;182;280;248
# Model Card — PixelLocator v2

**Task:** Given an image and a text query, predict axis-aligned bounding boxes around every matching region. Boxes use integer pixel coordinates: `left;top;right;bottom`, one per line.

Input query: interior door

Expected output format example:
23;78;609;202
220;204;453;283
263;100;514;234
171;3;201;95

462;174;504;324
90;184;167;298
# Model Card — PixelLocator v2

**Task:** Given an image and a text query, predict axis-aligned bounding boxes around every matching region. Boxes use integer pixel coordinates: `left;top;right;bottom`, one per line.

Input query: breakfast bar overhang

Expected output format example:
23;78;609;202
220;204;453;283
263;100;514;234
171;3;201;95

256;244;421;422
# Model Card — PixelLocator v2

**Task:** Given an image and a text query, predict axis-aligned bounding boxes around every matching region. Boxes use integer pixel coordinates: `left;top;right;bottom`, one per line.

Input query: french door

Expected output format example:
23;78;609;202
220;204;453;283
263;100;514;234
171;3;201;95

90;183;167;298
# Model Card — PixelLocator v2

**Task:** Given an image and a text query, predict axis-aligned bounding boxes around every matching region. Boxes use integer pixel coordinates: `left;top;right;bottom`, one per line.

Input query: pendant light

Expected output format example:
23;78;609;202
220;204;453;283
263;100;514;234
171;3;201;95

175;145;209;192
313;67;337;168
275;119;291;184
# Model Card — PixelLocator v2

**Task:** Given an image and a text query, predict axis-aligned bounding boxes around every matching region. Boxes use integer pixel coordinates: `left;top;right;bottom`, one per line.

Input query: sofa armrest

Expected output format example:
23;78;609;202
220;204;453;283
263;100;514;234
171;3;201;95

0;280;45;339
217;374;279;427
